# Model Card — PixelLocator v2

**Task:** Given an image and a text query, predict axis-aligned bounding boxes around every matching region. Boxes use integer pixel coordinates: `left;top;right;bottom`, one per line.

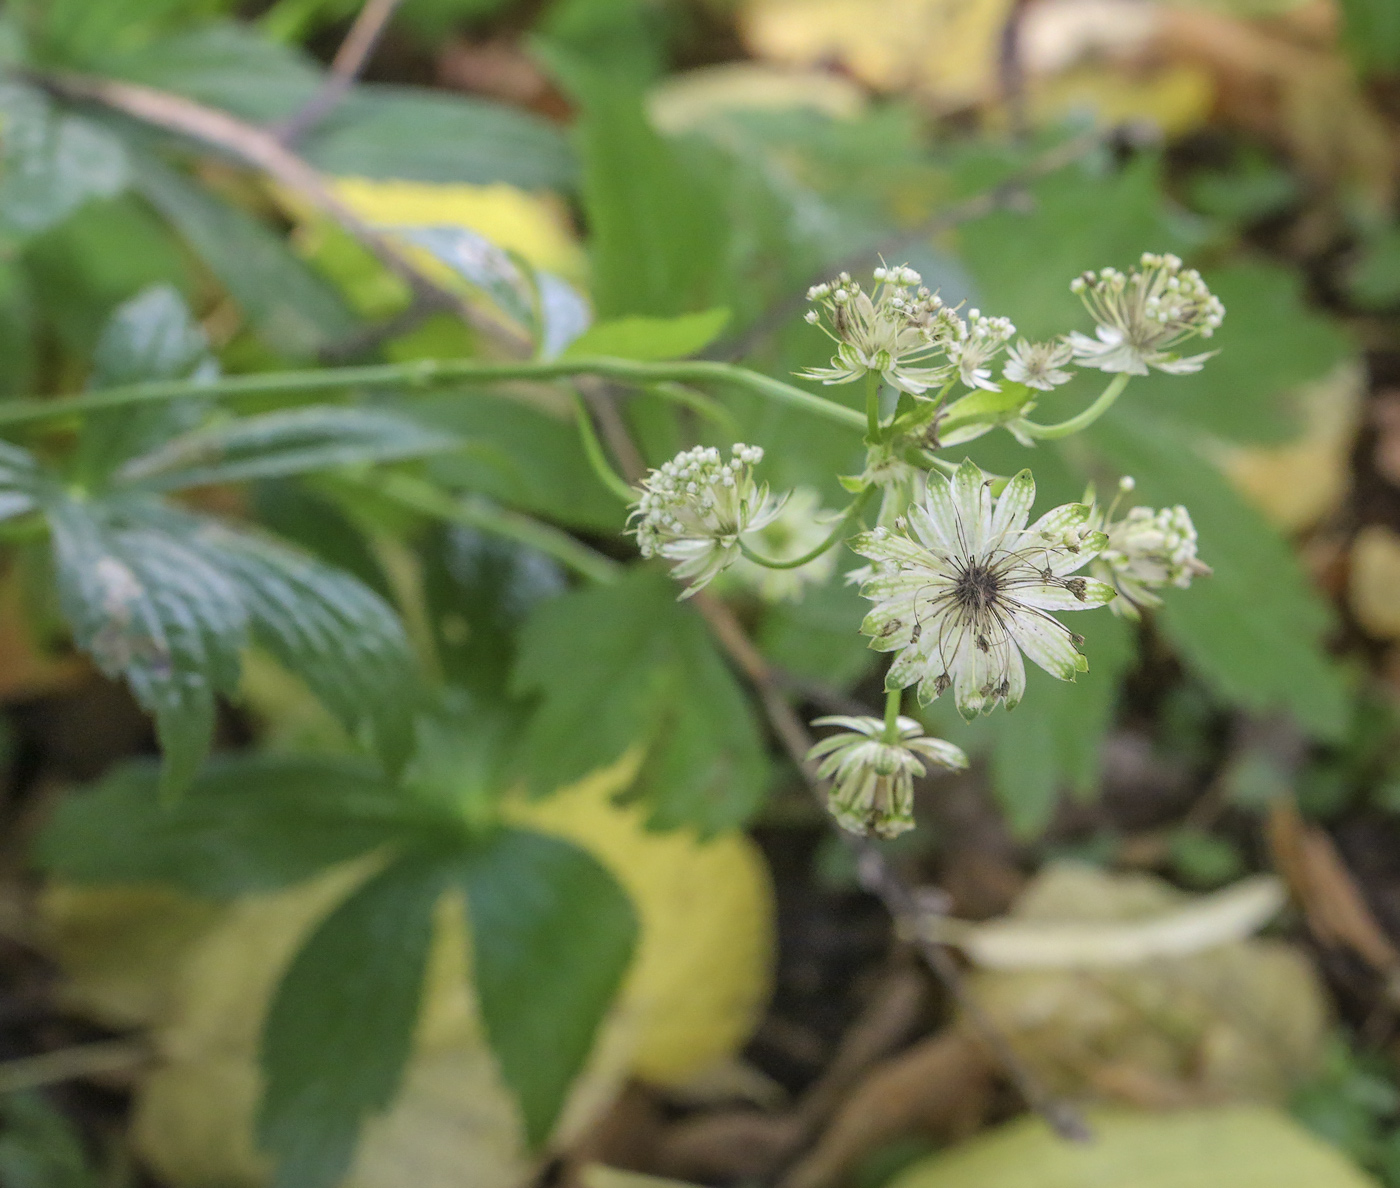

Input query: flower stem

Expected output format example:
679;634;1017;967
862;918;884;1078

1019;372;1130;440
882;685;903;741
865;371;882;442
737;487;875;570
0;356;867;433
572;392;636;503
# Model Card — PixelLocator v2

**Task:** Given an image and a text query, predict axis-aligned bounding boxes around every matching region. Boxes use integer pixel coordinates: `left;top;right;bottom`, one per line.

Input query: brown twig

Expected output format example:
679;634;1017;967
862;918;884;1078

277;0;407;144
713;126;1106;363
692;591;1092;1143
36;70;530;357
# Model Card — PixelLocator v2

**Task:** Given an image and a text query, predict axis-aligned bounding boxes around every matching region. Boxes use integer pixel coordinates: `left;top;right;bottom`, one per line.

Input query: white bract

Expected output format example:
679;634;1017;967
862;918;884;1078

851;459;1116;719
947;309;1016;391
1068;252;1225;376
801;265;964;395
808;714;968;838
1003;338;1076;391
729;486;839;602
628;443;785;598
1095;496;1211;617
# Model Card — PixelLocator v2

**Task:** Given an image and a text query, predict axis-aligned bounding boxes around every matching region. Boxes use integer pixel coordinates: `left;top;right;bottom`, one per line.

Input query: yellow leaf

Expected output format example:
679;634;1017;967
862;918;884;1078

649;62;868;134
1350;525;1400;641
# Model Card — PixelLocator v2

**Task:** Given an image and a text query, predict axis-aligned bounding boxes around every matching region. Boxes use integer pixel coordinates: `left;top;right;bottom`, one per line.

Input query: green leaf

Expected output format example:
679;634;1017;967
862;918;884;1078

258;854;449;1188
74;283;217;484
300;87;576;191
1345;228;1400;309
562;308;730;361
1338;0;1400;75
0;82;129;239
0;1092;99;1188
758;577;877;692
130;151;359;359
458;826;637;1148
398;225;536;329
36;754;408;899
46;494;246;798
116;406;458;491
1091;409;1348;739
103;23;322;124
514;567;769;832
0;439;43;523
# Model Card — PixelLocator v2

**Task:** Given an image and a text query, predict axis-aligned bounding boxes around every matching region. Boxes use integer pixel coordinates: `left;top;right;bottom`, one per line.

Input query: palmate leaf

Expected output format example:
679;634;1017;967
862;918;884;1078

46;496;417;794
36;753;409;898
514;567;769;833
116;406;458;491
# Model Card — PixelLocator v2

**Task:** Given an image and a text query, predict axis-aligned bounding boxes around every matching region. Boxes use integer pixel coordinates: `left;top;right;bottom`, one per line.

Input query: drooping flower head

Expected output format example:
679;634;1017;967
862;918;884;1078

851;459;1116;719
730;486;839;602
946;309;1016;391
1003;338;1076;391
1091;483;1211;617
628;443;785;597
808;714;968;838
1068;253;1225;376
801;264;963;395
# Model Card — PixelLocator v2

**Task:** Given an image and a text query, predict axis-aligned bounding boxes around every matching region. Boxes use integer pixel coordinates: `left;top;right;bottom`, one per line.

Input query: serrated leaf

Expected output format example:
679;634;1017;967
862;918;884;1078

258;854;450;1188
75;283;217;484
562;308;730;362
0;439;43;522
300;87;576;191
398;224;536;329
117;406;458;492
131;151;359;359
458;826;637;1149
0;82;128;239
37;754;409;899
514;567;769;832
1090;409;1348;739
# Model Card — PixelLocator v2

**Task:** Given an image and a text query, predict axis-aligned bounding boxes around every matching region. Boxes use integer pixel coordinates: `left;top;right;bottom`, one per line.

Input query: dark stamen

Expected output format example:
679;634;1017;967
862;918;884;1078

954;561;1000;613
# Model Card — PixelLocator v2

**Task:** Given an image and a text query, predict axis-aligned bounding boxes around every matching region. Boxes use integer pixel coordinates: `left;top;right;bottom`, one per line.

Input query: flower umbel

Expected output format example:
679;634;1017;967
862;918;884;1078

1068;253;1225;376
808;714;968;838
628;443;785;597
947;309;1016;391
1093;487;1211;617
1003;338;1076;391
852;459;1116;719
801;265;963;395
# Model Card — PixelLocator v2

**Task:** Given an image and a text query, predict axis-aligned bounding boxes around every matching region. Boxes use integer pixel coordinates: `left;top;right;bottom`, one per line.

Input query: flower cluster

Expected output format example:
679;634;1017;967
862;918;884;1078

851;460;1116;719
947;309;1016;391
1092;482;1210;616
1003;338;1076;390
1068;253;1225;376
628;443;784;597
730;486;839;602
801;265;966;395
808;714;968;838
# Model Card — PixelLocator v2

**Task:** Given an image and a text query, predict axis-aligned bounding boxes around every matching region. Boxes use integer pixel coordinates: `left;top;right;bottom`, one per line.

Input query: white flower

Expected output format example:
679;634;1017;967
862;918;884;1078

1067;252;1225;376
808;714;968;838
946;309;1016;391
1003;338;1076;390
851;459;1116;719
730;486;839;602
1094;500;1211;617
628;443;785;597
801;265;963;395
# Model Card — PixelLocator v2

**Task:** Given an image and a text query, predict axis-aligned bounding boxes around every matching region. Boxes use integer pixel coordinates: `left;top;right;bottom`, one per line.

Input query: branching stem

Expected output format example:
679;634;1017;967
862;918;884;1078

1020;372;1130;440
865;371;882;443
571;393;635;503
882;686;903;741
736;487;875;570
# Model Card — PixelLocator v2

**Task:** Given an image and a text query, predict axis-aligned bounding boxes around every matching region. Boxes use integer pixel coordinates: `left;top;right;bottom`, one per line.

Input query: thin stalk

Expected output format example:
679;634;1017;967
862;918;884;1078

881;686;903;741
363;472;622;585
572;393;635;503
1019;372;1130;440
0;357;866;433
865;371;882;442
736;488;874;570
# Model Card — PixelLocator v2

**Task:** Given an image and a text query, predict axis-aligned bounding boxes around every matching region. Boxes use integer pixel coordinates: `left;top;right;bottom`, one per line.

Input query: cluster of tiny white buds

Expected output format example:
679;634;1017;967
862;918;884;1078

947;309;1016;390
1090;490;1211;616
1069;253;1225;375
1003;337;1076;390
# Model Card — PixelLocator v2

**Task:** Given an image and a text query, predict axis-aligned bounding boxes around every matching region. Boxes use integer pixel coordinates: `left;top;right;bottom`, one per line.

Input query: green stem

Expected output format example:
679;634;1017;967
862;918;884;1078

865;371;882;442
882;686;903;741
571;393;635;503
362;471;622;585
1019;373;1130;441
736;488;874;570
0;356;866;433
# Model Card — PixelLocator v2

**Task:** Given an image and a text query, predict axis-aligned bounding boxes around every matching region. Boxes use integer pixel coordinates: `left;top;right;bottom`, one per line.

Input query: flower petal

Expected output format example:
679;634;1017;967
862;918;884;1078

1009;577;1116;611
990;468;1035;545
1004;605;1086;681
950;459;993;554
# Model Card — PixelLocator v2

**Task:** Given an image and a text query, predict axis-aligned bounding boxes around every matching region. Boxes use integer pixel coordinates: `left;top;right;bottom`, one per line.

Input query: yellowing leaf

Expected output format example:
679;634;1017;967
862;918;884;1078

512;759;776;1086
1350;525;1400;640
328;178;586;283
648;63;867;134
1027;62;1214;136
888;1106;1379;1188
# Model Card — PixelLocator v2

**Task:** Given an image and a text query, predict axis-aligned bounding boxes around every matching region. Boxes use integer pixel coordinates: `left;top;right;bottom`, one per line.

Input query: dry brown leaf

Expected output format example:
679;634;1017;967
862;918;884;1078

780;1031;994;1188
1349;525;1400;640
654;1111;806;1183
1371;391;1400;488
1267;799;1400;975
0;564;85;705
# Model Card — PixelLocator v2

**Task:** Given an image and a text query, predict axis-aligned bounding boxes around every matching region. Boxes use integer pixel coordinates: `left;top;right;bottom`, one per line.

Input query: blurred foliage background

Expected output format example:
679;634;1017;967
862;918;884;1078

2;0;1400;1184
